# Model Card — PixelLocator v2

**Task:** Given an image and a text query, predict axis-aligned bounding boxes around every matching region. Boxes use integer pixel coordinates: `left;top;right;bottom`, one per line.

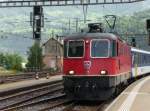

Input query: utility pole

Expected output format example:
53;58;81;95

83;4;88;23
55;35;58;71
68;19;71;32
75;18;79;32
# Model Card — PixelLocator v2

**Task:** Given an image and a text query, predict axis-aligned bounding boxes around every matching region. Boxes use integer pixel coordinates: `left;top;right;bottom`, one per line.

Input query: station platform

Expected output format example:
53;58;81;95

0;75;62;96
105;76;150;111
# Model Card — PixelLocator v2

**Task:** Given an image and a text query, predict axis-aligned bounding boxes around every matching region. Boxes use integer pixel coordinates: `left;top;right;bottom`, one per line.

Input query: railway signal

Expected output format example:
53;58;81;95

31;6;44;40
131;37;136;47
146;19;150;45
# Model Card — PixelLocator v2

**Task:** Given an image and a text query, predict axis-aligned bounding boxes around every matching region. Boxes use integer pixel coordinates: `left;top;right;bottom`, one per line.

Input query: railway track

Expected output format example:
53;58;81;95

3;93;71;111
0;72;44;84
0;80;65;111
62;101;110;111
0;71;56;84
38;99;73;111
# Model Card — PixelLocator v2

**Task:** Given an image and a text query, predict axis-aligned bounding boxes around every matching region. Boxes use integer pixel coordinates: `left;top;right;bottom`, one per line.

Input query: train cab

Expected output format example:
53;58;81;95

63;32;131;100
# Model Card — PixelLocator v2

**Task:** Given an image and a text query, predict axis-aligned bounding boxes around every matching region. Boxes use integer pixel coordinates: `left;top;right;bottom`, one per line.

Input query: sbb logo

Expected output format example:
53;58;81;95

84;61;91;70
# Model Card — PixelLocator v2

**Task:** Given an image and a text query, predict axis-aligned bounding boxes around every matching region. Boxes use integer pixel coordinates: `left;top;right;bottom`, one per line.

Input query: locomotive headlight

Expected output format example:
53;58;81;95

100;70;107;75
69;70;75;75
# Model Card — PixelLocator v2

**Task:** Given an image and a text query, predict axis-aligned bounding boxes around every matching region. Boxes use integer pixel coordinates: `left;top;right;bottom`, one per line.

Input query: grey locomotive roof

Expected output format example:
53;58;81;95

64;33;119;40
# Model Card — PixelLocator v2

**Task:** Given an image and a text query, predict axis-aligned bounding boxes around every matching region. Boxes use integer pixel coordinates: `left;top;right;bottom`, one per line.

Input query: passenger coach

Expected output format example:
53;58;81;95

131;48;150;78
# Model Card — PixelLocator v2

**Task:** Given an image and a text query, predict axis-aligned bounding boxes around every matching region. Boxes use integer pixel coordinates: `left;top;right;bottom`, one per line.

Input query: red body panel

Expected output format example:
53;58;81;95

63;58;85;75
116;40;131;75
64;58;117;75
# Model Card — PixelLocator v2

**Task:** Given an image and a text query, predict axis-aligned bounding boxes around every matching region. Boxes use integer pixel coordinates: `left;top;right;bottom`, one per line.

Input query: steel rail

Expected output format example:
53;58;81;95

39;99;73;111
0;81;63;110
3;93;67;111
0;72;48;84
0;81;62;100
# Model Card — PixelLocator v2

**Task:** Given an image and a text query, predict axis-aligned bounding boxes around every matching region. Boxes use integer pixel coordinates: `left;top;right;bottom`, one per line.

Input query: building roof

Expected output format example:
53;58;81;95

42;38;63;47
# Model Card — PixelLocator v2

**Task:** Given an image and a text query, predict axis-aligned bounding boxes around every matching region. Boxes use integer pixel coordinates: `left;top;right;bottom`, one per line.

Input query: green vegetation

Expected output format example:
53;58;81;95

26;41;44;70
0;53;23;71
0;67;17;75
116;14;147;34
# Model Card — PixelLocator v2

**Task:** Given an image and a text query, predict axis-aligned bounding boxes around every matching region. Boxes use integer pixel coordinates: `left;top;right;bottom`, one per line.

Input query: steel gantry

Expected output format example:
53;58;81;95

0;0;144;8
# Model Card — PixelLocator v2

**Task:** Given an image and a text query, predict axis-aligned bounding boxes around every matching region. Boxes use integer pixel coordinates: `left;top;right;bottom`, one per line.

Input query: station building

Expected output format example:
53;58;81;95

42;37;63;72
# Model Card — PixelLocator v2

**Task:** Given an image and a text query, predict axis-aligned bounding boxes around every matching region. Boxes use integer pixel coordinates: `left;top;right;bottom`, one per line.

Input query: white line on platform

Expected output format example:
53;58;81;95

105;76;150;111
118;76;150;111
122;92;150;96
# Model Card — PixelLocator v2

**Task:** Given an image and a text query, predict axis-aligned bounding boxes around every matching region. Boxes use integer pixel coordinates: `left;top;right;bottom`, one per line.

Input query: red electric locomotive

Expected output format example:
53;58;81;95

63;23;131;100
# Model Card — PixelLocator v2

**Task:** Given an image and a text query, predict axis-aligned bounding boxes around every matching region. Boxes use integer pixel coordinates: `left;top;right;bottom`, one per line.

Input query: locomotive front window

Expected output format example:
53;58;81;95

91;40;109;57
68;40;84;57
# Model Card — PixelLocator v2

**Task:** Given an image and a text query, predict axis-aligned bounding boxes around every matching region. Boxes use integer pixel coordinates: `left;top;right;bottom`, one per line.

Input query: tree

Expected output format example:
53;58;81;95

26;41;44;70
0;53;23;71
0;53;4;66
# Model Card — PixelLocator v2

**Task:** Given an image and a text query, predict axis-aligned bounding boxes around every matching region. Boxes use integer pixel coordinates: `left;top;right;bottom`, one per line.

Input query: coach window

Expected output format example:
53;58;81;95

68;40;84;57
91;39;109;57
134;53;138;65
143;54;146;65
145;55;147;65
139;53;141;65
132;53;134;66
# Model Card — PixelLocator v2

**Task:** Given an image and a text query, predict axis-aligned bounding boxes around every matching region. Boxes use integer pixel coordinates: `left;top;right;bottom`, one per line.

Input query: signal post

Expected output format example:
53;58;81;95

31;6;44;74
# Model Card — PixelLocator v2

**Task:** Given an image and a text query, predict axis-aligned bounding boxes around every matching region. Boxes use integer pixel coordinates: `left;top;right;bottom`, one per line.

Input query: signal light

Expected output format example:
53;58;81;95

146;19;150;45
146;19;150;30
131;38;136;47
